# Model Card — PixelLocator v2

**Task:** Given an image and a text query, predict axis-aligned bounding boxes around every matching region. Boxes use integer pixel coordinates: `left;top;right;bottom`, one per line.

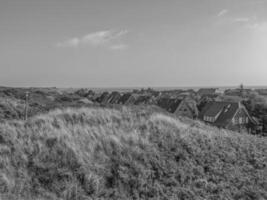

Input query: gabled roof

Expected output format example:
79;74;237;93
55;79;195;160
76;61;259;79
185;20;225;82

96;92;110;103
176;98;199;117
197;88;217;96
256;89;267;96
215;103;239;126
92;93;102;101
157;97;182;113
107;91;121;104
124;94;139;105
118;93;132;104
200;101;242;127
134;95;153;105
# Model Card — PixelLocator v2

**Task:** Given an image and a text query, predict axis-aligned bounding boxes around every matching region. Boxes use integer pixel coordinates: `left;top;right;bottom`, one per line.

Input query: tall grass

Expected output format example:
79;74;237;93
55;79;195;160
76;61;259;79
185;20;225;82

0;106;266;200
0;97;24;121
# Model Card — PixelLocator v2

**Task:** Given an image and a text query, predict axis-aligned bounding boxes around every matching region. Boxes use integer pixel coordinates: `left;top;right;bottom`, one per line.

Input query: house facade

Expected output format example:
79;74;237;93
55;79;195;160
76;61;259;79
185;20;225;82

174;98;198;119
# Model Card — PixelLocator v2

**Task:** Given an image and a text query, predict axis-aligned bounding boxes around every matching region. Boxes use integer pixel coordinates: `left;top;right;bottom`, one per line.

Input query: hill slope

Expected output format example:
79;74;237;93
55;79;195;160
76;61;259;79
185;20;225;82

0;107;266;200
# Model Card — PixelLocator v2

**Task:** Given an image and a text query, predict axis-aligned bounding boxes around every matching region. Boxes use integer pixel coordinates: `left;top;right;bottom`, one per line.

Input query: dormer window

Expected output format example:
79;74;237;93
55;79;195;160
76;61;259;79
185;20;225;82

224;104;231;113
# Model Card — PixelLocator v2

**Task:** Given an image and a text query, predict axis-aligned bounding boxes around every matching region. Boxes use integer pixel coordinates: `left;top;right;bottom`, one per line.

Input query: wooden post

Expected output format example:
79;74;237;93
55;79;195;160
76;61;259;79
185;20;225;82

25;91;29;121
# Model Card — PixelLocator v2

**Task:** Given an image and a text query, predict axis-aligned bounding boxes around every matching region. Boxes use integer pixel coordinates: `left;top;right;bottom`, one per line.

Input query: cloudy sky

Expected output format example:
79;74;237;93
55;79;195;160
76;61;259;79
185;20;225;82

0;0;267;87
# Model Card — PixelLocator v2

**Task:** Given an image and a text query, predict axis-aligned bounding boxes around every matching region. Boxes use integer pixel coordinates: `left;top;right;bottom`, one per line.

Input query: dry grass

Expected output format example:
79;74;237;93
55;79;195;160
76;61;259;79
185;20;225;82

0;97;25;121
0;106;266;200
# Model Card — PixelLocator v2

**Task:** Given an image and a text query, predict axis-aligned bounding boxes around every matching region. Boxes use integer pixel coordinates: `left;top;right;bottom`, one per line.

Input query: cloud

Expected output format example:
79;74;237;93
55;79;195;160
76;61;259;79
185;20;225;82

234;18;250;23
57;29;129;49
215;9;267;34
110;44;128;50
247;22;267;32
231;15;267;33
244;0;266;5
217;9;229;17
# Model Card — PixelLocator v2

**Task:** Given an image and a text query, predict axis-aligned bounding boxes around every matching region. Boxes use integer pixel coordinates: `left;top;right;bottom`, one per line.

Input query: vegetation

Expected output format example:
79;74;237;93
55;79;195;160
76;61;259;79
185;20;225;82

0;87;100;121
0;106;266;200
243;92;267;133
0;96;25;121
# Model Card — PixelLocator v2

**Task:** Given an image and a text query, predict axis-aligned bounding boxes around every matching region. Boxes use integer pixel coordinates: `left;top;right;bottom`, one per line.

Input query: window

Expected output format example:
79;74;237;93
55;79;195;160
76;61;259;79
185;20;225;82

234;117;239;124
224;104;231;113
204;116;214;122
239;117;247;124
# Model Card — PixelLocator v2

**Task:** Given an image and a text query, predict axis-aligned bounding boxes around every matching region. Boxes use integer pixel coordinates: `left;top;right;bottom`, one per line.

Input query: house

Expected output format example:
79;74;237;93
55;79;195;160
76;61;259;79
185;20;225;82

215;95;243;102
255;89;267;97
118;93;132;104
197;88;217;96
199;101;256;132
262;116;267;135
85;90;95;99
106;91;121;104
117;93;139;105
224;88;252;98
75;89;95;98
91;92;101;102
177;90;197;99
125;94;139;105
157;97;198;119
157;97;182;112
78;98;93;105
95;92;110;104
215;88;225;95
134;95;155;105
197;94;219;113
175;97;199;119
198;95;216;105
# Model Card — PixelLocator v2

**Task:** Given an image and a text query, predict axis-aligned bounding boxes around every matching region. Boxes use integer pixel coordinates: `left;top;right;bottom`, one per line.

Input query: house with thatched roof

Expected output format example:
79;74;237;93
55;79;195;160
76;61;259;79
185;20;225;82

106;91;121;104
118;93;132;104
95;92;110;104
124;94;139;105
117;93;138;105
157;97;198;119
134;95;155;105
199;101;257;132
197;88;217;96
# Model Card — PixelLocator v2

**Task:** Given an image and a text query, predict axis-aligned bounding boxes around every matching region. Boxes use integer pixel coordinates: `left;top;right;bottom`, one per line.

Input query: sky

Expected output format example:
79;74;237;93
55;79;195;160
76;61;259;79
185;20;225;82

0;0;267;88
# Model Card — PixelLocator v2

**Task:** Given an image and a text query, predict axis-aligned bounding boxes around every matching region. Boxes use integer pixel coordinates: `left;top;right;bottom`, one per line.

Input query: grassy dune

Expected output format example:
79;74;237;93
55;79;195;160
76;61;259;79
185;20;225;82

0;107;266;200
0;97;25;121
